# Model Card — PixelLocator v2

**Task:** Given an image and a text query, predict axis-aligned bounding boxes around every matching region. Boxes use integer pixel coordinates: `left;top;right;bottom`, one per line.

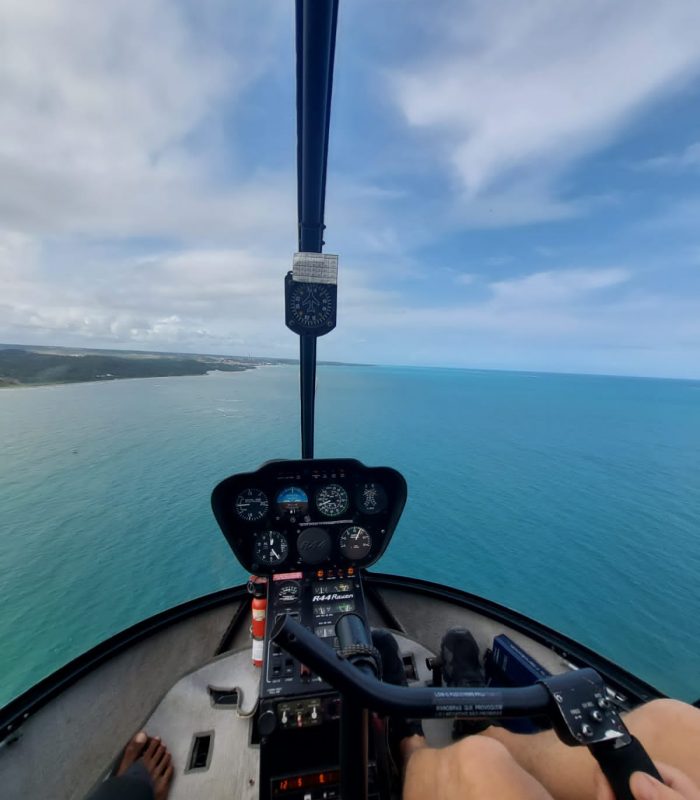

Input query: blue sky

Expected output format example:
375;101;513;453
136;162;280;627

1;1;700;378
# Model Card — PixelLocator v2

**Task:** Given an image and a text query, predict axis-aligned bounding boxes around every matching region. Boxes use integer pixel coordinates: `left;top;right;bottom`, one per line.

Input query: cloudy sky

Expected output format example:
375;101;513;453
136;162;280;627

2;0;700;378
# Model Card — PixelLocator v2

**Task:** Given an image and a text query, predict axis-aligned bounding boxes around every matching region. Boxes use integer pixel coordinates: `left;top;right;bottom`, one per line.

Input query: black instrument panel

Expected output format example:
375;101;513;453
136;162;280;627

211;458;407;575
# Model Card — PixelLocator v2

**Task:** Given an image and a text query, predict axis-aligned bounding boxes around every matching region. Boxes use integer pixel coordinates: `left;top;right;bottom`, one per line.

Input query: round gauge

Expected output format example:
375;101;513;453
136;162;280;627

277;581;301;603
289;283;334;331
316;484;349;518
356;482;388;515
235;488;269;522
276;486;309;515
253;530;289;566
339;526;372;560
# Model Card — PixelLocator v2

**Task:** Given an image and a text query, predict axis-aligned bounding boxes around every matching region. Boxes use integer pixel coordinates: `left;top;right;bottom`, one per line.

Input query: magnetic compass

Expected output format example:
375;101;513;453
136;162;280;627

285;273;337;336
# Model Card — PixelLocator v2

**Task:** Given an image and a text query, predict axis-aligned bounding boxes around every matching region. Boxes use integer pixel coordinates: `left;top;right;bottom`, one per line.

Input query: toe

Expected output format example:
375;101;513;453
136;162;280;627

142;736;160;766
155;763;174;800
117;731;148;775
153;743;168;767
156;751;172;776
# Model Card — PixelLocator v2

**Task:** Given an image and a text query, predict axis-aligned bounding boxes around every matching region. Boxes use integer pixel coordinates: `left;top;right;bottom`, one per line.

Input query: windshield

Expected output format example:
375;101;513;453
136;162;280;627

1;1;700;706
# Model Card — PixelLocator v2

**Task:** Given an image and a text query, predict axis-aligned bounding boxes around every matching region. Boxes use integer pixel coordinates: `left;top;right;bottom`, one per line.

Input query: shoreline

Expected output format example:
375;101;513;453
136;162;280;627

0;365;266;390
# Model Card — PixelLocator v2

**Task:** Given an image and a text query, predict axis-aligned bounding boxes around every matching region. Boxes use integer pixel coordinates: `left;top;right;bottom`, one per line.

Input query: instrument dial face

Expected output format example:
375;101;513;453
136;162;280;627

276;486;309;515
339;526;372;560
235;488;269;522
356;482;387;515
290;283;334;330
316;484;349;518
253;530;289;566
276;581;301;603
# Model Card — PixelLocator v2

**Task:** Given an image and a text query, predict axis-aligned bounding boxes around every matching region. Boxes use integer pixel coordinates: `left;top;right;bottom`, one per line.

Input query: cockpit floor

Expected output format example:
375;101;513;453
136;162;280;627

143;647;261;800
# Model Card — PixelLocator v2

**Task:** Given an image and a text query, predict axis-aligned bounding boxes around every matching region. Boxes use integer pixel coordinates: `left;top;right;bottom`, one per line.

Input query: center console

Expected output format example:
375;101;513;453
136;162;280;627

211;459;407;800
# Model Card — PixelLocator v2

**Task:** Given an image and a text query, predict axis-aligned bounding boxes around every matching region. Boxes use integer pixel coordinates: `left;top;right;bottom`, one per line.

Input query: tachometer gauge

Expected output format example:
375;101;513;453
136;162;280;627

253;530;289;566
316;484;349;517
276;486;309;515
356;482;387;515
339;526;372;560
235;488;269;522
276;581;300;603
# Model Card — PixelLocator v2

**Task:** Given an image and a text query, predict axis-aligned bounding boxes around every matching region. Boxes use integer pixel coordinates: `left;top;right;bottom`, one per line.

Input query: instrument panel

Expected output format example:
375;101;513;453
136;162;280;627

211;458;407;575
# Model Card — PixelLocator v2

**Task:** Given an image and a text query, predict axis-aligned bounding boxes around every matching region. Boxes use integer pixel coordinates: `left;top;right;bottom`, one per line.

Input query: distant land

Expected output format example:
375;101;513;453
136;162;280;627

0;344;357;388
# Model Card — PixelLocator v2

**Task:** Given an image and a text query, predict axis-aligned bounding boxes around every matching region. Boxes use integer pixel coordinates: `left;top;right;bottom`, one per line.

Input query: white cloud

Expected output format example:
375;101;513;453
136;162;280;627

2;233;698;377
489;268;630;305
390;1;700;213
0;0;293;240
316;264;699;377
1;1;698;378
327;266;669;344
0;236;400;356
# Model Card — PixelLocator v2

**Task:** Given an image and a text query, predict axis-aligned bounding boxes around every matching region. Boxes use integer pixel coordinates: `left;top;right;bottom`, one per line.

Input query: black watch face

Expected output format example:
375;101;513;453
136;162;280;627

290;283;334;330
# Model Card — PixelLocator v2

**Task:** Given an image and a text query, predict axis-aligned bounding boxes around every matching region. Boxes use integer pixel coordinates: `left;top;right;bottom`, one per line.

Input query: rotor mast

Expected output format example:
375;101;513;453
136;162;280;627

290;0;340;459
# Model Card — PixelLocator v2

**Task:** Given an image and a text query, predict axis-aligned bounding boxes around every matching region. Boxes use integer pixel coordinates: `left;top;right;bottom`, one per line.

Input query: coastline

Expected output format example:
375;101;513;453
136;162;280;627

0;346;264;389
0;366;260;390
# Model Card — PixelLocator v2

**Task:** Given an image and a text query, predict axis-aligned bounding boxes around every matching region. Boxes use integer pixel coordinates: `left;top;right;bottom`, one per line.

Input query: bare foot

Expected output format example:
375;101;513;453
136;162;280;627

116;732;174;800
117;731;148;775
141;736;174;800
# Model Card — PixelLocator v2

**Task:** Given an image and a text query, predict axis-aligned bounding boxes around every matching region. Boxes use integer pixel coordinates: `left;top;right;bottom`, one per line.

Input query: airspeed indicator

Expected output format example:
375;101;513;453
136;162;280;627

235;488;269;522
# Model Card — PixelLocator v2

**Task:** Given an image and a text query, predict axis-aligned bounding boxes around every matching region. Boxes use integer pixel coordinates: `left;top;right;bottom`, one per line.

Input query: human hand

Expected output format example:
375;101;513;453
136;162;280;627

597;763;700;800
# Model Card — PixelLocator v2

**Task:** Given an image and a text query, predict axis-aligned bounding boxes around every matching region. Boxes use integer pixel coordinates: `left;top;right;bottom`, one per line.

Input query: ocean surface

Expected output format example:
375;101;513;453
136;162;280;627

1;365;699;706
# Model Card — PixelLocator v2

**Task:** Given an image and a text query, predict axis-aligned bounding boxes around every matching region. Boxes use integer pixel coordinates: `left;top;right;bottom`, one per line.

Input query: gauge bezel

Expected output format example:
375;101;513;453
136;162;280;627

275;485;309;515
234;487;269;522
339;525;372;560
355;482;388;515
253;530;289;566
315;483;350;518
276;581;301;603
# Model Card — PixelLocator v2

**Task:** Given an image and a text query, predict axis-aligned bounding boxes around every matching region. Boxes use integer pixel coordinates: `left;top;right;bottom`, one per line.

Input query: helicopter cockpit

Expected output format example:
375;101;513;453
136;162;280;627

211;458;660;800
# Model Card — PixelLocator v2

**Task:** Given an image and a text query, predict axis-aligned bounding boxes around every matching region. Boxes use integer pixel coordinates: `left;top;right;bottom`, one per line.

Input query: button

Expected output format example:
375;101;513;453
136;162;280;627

258;709;277;736
591;710;604;722
598;697;610;709
581;724;594;737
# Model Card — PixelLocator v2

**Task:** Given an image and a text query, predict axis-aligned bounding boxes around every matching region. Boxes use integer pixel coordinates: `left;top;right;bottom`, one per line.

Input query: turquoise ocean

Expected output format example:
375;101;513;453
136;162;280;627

1;365;699;706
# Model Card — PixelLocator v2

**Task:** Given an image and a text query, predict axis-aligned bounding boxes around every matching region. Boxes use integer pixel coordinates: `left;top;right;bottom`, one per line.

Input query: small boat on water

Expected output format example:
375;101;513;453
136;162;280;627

0;3;677;799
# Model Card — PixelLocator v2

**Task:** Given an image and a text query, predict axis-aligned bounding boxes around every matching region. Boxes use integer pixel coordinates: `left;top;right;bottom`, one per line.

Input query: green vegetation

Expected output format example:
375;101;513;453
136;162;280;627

0;348;255;387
